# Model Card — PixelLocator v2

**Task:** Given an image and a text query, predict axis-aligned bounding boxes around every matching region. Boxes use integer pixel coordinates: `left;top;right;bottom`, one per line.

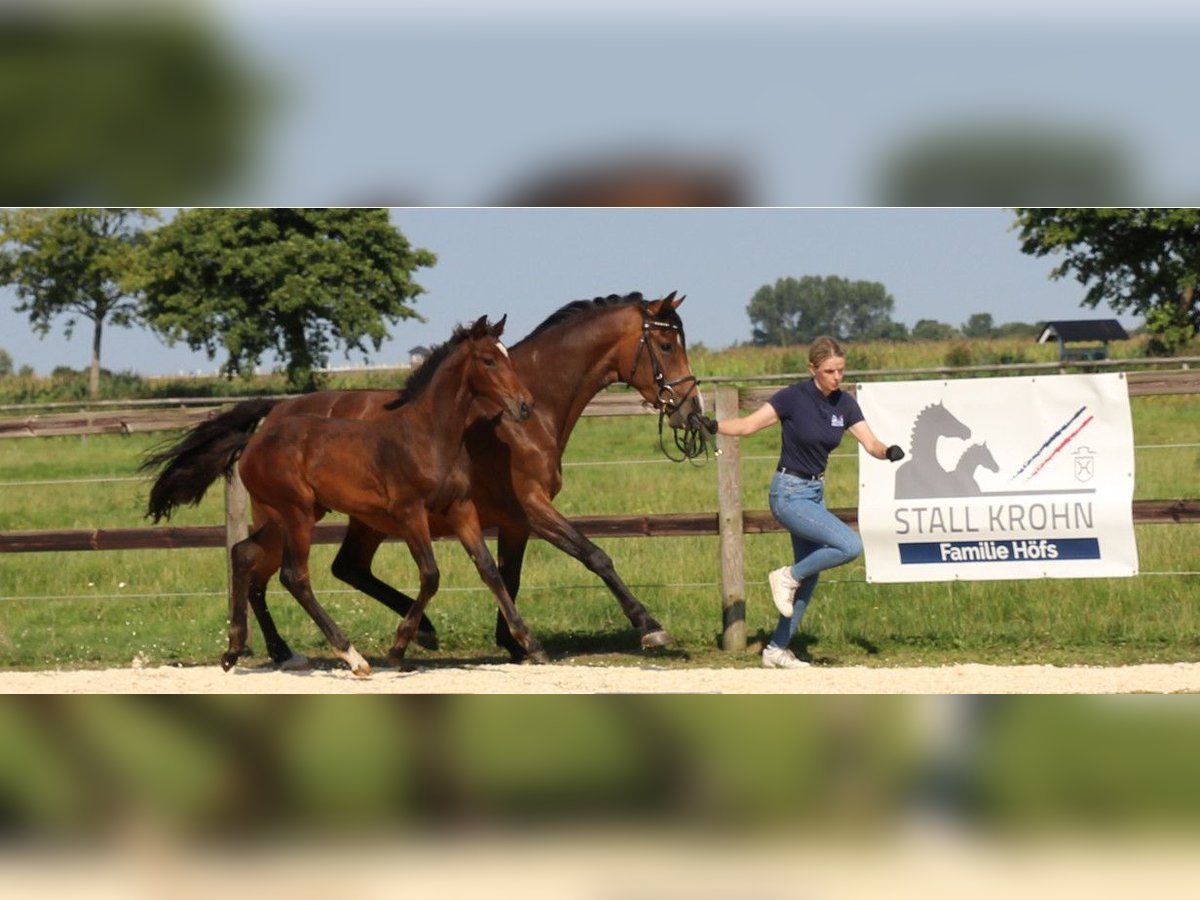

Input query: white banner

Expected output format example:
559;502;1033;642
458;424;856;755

856;373;1138;583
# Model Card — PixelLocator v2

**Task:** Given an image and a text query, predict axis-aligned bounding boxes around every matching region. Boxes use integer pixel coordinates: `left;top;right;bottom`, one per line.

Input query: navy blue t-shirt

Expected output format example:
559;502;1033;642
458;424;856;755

768;380;864;475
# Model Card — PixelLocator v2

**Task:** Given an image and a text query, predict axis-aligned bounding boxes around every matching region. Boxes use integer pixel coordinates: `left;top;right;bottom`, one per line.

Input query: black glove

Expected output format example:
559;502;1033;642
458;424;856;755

885;444;905;462
693;414;719;436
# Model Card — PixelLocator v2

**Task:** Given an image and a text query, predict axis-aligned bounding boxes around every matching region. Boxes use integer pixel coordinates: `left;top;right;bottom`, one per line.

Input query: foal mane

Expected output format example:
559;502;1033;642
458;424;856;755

513;291;683;349
395;318;492;406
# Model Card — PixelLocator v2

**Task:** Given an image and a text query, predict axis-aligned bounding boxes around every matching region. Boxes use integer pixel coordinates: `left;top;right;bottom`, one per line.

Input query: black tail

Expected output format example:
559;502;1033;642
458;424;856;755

140;398;281;523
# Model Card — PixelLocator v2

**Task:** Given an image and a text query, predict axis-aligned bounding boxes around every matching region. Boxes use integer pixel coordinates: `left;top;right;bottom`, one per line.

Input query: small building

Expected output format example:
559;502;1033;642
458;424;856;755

1037;319;1129;362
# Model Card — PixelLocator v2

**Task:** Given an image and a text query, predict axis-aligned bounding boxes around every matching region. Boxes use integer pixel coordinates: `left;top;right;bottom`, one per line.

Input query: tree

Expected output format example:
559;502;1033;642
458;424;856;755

0;208;158;398
136;209;437;390
747;275;902;346
876;123;1133;205
1;15;261;203
1013;208;1200;353
961;312;995;338
911;319;959;341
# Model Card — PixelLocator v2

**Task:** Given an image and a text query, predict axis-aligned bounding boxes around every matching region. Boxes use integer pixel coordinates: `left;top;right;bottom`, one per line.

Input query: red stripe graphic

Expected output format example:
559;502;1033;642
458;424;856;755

1026;415;1094;481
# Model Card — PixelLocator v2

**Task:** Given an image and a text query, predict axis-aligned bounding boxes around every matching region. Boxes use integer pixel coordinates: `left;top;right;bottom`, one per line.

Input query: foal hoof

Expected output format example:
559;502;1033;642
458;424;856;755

641;629;675;650
219;651;242;672
339;646;373;678
522;649;551;665
415;628;440;651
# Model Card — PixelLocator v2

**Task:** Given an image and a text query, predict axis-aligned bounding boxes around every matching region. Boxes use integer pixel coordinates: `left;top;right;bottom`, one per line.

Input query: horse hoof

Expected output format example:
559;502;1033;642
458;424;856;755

415;629;440;651
527;650;551;665
641;629;675;649
220;653;239;672
339;646;372;677
280;653;310;672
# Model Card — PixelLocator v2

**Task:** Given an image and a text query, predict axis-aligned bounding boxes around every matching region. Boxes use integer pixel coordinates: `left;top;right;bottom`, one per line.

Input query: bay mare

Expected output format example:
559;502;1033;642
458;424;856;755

143;292;702;668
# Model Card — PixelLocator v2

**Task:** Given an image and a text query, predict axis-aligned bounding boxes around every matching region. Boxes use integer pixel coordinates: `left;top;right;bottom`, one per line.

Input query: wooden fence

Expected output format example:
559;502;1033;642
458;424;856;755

3;366;1199;651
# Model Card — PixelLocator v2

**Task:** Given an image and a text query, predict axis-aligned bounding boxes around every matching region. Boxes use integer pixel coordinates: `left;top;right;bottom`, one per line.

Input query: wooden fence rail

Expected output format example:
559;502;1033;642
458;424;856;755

3;501;1195;554
3;368;1199;439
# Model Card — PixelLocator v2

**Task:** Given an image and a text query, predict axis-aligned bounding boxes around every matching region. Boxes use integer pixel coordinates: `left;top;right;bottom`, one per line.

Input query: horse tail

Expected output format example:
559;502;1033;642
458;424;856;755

140;398;281;523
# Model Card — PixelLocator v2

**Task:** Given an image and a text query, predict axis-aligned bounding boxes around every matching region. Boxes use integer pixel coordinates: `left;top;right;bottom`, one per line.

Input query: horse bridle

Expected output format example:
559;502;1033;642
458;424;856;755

627;316;700;413
626;312;708;462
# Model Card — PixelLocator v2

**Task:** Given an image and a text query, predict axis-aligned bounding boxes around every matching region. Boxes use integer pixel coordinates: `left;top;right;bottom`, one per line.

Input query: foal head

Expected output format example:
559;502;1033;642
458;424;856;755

459;315;532;422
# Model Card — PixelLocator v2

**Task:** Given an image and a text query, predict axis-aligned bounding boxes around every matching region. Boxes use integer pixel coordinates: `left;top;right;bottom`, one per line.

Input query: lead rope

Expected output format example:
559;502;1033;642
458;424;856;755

657;409;711;464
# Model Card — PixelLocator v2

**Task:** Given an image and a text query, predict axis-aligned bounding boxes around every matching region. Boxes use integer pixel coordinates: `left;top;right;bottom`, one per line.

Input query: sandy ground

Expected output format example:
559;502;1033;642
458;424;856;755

2;659;1199;693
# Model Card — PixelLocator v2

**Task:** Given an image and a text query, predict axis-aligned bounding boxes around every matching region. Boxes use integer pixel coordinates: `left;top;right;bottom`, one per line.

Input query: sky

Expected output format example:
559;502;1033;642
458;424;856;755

3;1;1196;375
212;3;1200;207
0;207;1130;377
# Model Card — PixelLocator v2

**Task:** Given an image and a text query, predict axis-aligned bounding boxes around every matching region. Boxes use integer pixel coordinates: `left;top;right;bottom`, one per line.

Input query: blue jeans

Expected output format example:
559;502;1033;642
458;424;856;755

766;471;863;650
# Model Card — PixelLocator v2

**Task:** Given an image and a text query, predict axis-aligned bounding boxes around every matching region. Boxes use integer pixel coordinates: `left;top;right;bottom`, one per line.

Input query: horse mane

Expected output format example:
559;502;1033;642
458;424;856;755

513;291;683;349
397;318;490;405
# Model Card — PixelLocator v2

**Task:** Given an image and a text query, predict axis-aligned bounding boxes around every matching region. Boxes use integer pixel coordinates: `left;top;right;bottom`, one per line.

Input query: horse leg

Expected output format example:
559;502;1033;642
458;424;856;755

451;503;548;665
386;518;439;668
277;519;371;677
493;525;530;660
523;493;674;651
330;517;440;650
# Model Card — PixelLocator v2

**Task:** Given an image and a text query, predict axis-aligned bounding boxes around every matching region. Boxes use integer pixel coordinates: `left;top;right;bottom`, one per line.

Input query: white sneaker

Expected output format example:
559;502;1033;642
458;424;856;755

768;566;800;616
762;645;810;669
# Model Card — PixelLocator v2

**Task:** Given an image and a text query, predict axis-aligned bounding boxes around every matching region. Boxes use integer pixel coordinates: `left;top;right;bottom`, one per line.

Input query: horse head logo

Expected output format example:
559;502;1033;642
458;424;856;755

894;401;973;499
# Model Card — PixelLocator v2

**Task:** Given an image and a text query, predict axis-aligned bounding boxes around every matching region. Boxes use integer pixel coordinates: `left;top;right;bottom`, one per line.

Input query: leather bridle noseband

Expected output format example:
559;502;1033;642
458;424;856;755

626;312;708;462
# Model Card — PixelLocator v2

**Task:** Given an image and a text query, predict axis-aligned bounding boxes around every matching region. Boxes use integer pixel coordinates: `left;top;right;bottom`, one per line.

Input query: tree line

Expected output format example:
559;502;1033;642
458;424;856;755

3;208;1198;399
745;275;1044;347
746;210;1199;354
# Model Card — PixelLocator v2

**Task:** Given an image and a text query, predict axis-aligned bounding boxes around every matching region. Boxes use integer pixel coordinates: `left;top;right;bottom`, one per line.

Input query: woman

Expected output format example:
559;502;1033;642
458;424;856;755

698;336;904;669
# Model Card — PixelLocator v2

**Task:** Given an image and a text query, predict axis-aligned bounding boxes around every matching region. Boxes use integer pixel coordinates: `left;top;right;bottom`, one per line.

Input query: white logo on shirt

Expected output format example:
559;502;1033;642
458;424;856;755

831;414;844;427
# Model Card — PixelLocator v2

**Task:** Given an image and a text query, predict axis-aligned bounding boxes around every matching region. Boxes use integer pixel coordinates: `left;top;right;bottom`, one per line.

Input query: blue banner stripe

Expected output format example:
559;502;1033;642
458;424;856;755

899;538;1101;564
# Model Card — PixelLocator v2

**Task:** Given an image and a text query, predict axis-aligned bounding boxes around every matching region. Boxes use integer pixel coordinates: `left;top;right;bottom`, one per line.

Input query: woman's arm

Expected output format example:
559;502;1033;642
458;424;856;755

713;402;779;437
847;419;903;460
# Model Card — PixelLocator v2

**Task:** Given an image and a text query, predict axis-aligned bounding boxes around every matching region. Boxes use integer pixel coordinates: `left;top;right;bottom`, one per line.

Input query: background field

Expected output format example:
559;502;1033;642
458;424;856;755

0;337;1196;671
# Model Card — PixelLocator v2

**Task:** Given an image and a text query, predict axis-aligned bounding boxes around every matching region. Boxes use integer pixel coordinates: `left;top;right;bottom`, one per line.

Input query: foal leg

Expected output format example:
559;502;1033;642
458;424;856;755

452;502;548;665
386;517;440;668
224;531;260;670
330;517;440;650
277;518;371;677
226;522;307;671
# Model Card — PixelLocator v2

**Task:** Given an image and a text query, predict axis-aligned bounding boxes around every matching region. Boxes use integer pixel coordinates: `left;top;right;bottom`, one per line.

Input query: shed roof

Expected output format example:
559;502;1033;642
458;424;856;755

1037;319;1130;343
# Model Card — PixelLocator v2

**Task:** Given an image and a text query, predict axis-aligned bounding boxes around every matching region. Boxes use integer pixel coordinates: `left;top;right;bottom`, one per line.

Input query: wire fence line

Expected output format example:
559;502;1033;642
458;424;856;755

3;445;1198;489
4;571;1197;605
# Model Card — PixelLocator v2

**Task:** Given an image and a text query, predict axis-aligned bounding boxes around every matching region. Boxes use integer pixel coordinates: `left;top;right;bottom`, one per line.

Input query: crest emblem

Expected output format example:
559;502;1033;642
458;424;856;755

1072;446;1095;482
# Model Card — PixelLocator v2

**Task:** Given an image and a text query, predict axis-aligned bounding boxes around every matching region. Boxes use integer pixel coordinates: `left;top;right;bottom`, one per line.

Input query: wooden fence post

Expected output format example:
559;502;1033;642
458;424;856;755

224;466;250;632
716;385;746;651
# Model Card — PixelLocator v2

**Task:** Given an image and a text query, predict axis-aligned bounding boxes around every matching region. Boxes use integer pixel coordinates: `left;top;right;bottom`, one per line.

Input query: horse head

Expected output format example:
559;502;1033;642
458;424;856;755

625;290;703;430
463;315;532;422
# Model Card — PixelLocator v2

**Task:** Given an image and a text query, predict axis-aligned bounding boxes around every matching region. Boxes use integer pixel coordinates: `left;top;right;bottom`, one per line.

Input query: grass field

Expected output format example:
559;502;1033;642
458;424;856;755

0;342;1197;672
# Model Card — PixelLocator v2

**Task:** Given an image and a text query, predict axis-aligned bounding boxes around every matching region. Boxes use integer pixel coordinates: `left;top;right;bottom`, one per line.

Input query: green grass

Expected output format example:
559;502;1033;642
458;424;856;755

0;360;1197;672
